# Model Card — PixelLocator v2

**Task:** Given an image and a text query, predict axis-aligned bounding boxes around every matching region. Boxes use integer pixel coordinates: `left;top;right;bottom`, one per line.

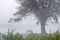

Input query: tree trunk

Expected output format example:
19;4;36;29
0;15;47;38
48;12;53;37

41;20;46;34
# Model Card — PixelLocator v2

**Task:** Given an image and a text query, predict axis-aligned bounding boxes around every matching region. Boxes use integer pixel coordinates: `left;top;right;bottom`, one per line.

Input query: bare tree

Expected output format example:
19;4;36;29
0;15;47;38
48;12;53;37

9;0;60;34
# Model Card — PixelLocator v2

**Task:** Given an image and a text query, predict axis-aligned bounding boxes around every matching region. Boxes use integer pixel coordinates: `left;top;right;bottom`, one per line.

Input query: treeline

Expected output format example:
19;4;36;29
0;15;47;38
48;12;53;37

0;31;60;40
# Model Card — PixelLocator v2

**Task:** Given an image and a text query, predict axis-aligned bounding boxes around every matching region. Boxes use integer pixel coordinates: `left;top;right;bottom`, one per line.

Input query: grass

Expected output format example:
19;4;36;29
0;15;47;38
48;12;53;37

0;30;60;40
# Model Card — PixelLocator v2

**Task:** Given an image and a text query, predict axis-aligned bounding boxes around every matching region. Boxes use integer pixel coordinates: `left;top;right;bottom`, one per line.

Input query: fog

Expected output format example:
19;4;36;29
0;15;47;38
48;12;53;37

0;0;60;34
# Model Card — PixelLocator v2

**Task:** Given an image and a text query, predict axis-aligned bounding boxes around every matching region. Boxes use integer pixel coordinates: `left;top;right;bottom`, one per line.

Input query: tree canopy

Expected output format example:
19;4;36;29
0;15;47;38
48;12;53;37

9;0;60;23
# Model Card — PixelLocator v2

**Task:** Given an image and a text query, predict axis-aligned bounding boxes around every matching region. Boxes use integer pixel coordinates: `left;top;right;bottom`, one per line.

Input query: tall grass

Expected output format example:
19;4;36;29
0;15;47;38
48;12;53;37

0;30;60;40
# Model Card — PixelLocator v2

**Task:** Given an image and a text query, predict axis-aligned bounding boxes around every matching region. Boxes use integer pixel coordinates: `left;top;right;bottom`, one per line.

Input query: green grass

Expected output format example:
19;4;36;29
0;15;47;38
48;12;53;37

0;30;60;40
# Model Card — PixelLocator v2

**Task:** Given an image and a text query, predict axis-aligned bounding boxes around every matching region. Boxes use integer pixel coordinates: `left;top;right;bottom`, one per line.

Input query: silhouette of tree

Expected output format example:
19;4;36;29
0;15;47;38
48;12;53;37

26;30;33;34
9;0;60;34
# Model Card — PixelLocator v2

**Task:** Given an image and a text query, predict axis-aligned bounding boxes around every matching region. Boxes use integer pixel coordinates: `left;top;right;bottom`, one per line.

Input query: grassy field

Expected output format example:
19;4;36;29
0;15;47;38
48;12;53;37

0;31;60;40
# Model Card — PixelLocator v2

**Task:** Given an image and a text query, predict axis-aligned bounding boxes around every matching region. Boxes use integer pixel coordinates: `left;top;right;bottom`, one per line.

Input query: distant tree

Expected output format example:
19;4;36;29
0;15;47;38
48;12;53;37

26;30;33;34
9;0;60;34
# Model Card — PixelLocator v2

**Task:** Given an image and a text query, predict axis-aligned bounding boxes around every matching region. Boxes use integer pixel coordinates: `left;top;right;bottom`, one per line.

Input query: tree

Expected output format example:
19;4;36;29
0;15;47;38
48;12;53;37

26;30;33;34
9;0;60;34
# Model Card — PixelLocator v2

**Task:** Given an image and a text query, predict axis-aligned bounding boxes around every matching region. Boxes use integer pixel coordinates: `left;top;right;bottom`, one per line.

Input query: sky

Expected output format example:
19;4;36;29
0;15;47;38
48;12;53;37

0;0;60;34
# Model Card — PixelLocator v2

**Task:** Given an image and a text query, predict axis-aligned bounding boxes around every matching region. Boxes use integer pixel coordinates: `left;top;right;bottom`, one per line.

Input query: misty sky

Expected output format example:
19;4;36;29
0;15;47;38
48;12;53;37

0;0;60;34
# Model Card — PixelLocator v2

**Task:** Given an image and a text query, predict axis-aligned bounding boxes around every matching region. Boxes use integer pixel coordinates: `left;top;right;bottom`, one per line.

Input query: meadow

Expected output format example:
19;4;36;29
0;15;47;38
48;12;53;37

0;30;60;40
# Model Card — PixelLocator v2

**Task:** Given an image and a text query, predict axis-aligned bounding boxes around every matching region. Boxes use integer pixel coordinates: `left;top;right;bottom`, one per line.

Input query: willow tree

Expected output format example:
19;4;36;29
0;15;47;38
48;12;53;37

9;0;60;34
